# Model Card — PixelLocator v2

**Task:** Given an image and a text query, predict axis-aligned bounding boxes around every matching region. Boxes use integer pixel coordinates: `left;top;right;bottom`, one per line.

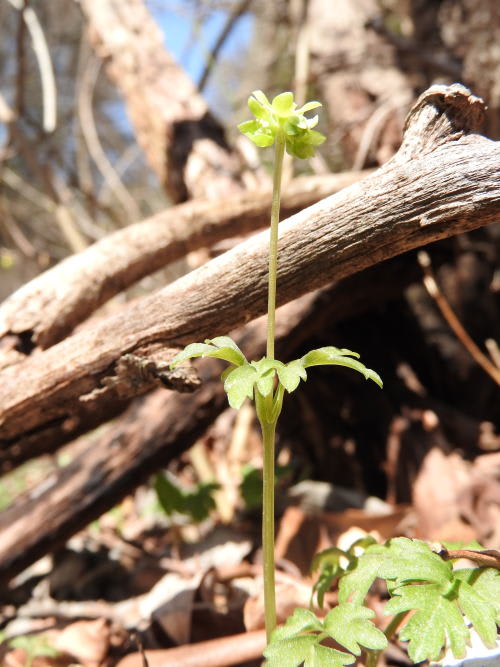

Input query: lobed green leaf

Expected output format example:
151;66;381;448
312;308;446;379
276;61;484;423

301;347;382;388
170;342;217;367
264;608;355;667
170;336;247;369
263;634;318;667
323;603;388;656
385;583;469;662
277;359;307;393
223;364;257;409
264;635;354;667
220;364;236;382
456;574;499;646
454;567;500;624
338;545;387;604
206;336;247;365
270;608;323;641
377;537;452;587
303;644;356;667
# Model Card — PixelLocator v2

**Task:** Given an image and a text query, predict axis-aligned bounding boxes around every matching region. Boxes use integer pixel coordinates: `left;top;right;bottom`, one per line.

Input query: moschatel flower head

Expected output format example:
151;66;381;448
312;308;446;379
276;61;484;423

238;90;326;159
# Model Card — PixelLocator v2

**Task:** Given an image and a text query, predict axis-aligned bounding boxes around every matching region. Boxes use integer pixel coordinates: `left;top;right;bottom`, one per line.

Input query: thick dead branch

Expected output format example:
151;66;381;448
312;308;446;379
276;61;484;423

0;365;227;584
0;85;498;448
0;247;435;578
0;171;368;353
78;0;252;201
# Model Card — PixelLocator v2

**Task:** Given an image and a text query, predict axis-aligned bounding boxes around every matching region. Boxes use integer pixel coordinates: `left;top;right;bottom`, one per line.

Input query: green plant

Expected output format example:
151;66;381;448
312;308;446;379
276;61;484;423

154;471;219;523
8;634;60;667
239;463;291;510
170;90;382;642
263;537;499;667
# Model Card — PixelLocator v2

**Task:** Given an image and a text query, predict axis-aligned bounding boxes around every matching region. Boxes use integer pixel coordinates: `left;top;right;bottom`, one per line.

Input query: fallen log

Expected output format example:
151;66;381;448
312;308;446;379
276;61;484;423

0;85;498;449
0;364;227;584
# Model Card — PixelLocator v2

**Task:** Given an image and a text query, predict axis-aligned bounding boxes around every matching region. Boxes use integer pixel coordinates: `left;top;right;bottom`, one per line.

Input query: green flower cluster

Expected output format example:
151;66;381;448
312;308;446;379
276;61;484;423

238;90;326;159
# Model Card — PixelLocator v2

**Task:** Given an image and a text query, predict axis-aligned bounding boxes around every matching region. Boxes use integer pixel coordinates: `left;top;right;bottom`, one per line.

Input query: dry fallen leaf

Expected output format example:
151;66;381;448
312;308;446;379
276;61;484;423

54;618;110;665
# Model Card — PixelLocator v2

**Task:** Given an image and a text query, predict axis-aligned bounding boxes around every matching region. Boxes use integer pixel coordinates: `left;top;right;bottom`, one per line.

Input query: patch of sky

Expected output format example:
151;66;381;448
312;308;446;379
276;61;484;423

147;1;253;115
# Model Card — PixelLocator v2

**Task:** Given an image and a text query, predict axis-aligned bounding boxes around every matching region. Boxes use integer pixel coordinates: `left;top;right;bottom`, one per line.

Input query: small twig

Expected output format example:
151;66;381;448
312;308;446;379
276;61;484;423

352;96;409;170
77;56;140;221
14;0;26;118
0;196;37;258
130;632;149;667
197;0;253;93
1;165;54;212
485;339;500;370
418;251;500;385
6;0;57;132
439;547;500;570
0;94;87;253
74;32;95;202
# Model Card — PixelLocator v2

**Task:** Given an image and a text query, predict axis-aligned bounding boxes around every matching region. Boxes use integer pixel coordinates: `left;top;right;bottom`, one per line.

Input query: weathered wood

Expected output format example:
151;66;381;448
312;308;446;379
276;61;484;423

0;85;498;447
78;0;252;201
0;366;227;584
0;172;367;352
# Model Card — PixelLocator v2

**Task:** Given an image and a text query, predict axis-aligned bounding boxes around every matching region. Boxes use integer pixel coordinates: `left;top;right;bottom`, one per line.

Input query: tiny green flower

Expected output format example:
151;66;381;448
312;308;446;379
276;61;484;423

238;90;326;159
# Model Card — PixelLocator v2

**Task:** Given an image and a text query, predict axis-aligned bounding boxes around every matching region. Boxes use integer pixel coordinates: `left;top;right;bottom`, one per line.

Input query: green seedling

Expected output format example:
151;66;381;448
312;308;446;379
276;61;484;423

170;90;382;642
285;537;500;667
154;471;219;523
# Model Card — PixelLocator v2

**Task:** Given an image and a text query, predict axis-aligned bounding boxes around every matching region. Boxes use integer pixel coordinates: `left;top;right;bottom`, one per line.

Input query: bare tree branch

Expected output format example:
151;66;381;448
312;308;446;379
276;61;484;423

6;0;57;132
197;0;253;93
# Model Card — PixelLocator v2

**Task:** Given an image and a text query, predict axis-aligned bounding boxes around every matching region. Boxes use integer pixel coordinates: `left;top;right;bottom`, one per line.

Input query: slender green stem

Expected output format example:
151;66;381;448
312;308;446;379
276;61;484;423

365;611;409;667
261;132;285;641
266;133;285;360
262;417;277;641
